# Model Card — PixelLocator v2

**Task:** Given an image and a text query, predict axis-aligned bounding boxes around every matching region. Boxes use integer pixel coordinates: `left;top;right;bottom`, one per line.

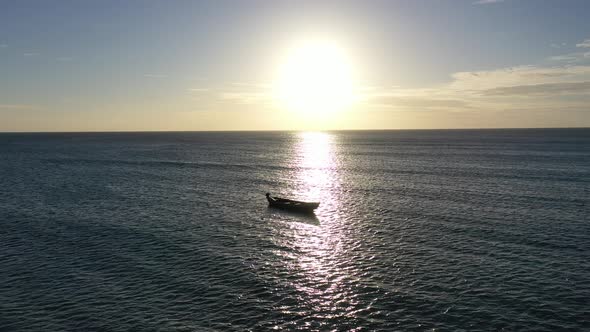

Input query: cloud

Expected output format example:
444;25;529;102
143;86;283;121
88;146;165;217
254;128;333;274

188;38;590;117
550;51;590;63
56;57;73;62
549;38;590;63
204;82;274;105
368;96;472;111
550;53;583;62
480;81;590;96
473;0;505;4
143;74;167;78
450;65;590;90
357;61;590;115
188;88;209;93
0;44;7;48
220;92;270;105
214;63;590;115
230;82;271;88
0;104;37;110
551;43;567;49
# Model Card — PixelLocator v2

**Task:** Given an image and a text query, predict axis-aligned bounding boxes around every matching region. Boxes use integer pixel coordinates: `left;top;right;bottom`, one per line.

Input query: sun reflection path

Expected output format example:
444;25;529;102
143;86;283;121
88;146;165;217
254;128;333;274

292;132;340;206
276;132;365;322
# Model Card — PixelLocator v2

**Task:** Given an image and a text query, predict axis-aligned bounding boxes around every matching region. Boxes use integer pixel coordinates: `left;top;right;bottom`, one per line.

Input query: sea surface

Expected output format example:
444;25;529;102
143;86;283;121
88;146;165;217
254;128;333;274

0;129;588;331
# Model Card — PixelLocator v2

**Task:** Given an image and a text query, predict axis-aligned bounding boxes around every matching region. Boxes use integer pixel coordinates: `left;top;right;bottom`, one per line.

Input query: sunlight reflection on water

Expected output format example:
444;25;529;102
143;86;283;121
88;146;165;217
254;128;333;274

278;132;359;321
293;132;340;206
4;131;587;330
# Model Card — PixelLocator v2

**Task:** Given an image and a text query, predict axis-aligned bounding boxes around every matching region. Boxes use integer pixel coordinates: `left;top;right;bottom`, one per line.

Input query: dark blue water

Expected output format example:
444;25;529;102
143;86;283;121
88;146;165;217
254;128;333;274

1;129;589;331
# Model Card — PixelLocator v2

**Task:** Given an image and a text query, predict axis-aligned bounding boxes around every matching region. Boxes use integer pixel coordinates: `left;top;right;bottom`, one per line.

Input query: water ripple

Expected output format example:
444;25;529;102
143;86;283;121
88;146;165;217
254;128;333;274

1;130;589;331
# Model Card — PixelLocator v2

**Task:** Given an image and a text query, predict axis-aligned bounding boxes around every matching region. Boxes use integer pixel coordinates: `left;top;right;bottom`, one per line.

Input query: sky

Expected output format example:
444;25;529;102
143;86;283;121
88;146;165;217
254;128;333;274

1;0;589;131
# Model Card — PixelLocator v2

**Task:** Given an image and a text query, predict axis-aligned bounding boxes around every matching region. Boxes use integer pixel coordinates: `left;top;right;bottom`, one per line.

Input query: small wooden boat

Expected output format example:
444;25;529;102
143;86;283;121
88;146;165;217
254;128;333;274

266;193;320;213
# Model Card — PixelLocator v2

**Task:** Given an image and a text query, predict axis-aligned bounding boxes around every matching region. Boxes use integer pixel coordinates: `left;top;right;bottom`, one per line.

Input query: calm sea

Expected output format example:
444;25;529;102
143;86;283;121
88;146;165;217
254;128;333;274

1;129;588;331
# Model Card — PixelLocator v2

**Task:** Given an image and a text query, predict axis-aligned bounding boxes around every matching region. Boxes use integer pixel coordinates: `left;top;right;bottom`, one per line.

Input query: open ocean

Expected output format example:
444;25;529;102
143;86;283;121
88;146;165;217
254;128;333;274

0;129;588;331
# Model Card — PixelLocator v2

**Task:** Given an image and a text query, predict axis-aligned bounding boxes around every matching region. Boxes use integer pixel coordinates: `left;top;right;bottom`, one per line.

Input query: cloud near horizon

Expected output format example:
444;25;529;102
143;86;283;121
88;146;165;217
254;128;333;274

210;64;590;115
0;104;38;111
480;81;590;97
208;35;590;117
368;64;590;112
473;0;506;5
362;36;590;115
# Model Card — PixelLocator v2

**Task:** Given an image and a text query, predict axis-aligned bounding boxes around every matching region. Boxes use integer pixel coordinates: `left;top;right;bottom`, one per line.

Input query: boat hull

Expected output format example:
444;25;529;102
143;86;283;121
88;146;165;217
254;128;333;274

266;195;319;213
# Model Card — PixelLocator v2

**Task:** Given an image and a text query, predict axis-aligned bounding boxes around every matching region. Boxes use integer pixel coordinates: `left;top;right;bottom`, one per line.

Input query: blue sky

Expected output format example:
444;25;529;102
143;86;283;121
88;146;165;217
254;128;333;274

1;0;589;131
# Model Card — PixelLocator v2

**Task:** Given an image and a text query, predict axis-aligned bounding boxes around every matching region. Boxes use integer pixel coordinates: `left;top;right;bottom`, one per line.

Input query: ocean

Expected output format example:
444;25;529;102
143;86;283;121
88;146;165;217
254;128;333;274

0;129;588;331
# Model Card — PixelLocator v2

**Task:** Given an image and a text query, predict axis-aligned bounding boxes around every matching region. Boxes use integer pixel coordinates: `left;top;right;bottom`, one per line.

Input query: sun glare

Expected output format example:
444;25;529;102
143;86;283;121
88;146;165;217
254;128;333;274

274;41;356;115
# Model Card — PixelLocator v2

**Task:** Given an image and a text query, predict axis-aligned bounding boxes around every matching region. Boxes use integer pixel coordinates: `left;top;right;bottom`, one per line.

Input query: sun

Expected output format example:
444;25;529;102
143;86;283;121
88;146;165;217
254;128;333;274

273;40;356;115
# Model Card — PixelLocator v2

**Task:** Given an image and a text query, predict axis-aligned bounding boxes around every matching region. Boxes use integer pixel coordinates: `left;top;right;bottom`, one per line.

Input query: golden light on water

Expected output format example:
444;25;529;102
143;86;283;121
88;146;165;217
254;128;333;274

269;131;359;318
273;41;357;116
292;132;339;203
283;132;355;314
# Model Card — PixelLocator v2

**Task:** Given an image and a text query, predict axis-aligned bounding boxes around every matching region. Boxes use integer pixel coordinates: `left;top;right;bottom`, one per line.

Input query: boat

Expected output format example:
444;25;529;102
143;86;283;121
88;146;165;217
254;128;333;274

265;193;320;213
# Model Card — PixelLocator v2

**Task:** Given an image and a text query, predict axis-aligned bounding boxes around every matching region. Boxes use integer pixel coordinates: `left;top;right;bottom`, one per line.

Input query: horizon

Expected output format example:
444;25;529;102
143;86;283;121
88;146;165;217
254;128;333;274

1;126;589;134
1;0;590;131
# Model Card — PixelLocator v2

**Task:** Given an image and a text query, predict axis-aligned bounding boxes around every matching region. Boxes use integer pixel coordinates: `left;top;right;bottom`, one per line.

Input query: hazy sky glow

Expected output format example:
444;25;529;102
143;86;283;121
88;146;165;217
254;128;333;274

1;0;589;131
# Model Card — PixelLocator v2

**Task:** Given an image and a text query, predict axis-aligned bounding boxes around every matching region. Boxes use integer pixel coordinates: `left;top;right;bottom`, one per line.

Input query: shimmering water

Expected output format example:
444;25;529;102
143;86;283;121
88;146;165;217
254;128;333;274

1;129;589;331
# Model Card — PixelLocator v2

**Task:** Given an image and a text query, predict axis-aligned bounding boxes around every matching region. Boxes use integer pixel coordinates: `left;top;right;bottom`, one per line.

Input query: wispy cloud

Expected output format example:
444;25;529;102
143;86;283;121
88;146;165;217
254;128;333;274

550;43;567;49
0;43;7;48
548;37;590;63
23;52;39;57
220;92;270;105
369;96;472;110
372;38;590;110
230;82;271;89
360;61;590;115
473;0;505;5
552;52;590;63
210;61;590;114
549;53;583;62
188;88;209;93
450;65;590;90
0;104;37;110
143;74;167;78
200;83;274;105
191;36;590;118
480;81;590;97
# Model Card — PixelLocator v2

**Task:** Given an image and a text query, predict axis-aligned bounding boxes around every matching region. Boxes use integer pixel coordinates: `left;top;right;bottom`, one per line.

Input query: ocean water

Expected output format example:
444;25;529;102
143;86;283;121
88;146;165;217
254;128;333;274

0;129;588;331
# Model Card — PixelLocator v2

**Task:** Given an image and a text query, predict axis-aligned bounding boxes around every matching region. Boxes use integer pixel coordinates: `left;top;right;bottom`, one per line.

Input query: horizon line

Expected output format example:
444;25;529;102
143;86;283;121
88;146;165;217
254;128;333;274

0;126;589;134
